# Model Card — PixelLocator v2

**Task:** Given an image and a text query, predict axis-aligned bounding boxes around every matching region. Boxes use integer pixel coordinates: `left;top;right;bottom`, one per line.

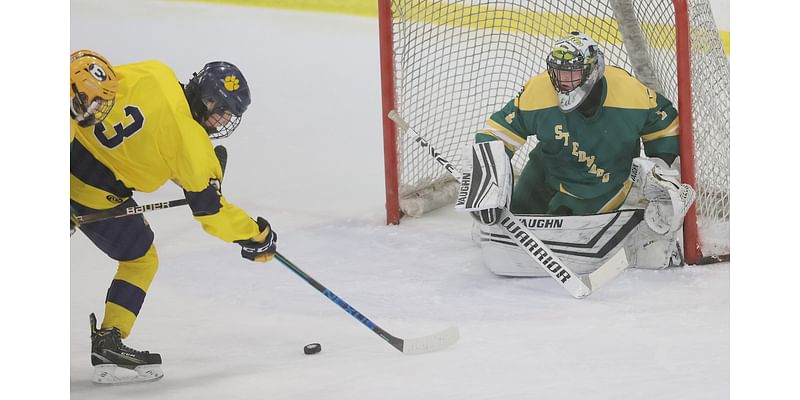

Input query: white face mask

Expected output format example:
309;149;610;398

545;32;605;112
555;60;604;112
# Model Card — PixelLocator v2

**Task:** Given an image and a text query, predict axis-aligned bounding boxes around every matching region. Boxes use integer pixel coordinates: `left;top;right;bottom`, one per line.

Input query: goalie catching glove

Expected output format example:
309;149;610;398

236;217;277;262
454;141;513;225
630;158;696;235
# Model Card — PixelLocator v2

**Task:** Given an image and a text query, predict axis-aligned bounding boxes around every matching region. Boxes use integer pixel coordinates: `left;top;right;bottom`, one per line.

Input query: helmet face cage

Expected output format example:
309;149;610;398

546;55;592;94
70;50;118;127
545;32;604;112
204;109;242;140
185;61;251;139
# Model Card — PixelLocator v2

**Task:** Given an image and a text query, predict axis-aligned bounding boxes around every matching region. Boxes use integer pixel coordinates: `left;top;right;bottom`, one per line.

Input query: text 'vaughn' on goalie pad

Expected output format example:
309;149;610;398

455;141;513;225
472;209;644;277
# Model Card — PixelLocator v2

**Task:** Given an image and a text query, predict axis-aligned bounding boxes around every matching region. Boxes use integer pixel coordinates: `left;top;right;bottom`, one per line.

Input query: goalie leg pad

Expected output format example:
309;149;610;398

624;223;684;269
472;210;643;276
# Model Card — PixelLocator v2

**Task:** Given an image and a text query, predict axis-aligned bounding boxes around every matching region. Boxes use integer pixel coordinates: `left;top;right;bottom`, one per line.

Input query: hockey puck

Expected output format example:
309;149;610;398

304;343;322;355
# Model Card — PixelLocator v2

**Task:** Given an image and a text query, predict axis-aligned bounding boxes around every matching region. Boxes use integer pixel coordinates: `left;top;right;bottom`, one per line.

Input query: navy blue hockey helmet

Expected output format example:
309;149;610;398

185;61;251;139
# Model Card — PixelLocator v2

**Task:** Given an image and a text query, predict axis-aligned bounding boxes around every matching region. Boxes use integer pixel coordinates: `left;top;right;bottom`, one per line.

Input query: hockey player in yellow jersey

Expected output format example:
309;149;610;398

70;50;118;135
70;58;276;383
70;49;118;236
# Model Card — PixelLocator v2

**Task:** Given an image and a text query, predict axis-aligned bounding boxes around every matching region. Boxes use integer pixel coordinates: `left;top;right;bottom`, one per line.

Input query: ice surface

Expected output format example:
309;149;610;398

70;1;729;399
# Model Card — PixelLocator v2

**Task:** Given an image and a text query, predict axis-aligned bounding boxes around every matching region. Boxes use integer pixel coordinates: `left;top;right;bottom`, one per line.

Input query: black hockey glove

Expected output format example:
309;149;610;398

236;217;277;262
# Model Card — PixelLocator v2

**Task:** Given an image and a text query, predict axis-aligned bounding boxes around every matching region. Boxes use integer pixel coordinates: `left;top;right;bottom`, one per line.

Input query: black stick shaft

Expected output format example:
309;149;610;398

274;252;405;352
75;199;189;224
73;146;228;225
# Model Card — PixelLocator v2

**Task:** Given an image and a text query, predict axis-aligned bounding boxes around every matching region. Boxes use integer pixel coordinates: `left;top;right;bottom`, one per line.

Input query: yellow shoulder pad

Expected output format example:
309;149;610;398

516;72;559;111
602;66;655;110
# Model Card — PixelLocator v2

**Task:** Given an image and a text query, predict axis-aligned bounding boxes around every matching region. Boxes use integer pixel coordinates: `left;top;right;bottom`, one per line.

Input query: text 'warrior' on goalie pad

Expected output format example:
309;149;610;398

472;209;644;277
455;141;513;225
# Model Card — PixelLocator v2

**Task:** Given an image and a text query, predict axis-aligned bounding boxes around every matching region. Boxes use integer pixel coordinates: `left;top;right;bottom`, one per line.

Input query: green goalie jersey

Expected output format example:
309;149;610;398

476;66;680;212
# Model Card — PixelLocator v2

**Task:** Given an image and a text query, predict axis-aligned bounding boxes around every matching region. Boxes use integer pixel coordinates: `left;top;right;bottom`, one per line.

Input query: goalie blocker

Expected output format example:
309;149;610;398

455;141;513;225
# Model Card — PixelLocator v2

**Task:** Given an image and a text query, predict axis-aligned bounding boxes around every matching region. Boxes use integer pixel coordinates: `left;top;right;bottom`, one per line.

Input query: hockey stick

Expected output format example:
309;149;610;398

75;198;189;224
388;110;633;298
274;252;459;354
74;146;228;225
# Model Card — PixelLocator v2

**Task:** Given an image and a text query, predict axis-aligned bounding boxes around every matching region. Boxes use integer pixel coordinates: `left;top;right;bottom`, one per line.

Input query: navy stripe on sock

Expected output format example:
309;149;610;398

106;279;146;316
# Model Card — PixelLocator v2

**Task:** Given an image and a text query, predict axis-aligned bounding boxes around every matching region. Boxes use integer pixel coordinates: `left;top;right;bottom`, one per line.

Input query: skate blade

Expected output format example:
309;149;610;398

92;364;164;384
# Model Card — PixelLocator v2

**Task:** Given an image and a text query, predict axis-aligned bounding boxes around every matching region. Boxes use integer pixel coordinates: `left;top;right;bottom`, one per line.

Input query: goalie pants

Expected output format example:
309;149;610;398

71;142;157;339
511;147;630;215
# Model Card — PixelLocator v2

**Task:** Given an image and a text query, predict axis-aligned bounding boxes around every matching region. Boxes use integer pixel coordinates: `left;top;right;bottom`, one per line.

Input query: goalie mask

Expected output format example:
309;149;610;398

70;50;118;127
546;32;605;112
184;61;251;139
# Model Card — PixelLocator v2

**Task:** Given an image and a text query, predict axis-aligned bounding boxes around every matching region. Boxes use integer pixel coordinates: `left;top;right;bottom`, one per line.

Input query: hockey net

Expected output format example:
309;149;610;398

378;0;729;264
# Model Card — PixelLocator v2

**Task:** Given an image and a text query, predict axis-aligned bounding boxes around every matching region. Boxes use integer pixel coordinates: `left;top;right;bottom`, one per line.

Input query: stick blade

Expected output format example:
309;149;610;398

400;326;460;355
582;249;629;292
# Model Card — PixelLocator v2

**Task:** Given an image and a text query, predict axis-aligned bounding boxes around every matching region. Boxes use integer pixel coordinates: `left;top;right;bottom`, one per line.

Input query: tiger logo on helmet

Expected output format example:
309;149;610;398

70;50;119;127
184;61;251;140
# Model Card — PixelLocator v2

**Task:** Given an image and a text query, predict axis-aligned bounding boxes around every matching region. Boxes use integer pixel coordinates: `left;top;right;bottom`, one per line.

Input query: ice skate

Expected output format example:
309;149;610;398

89;313;163;384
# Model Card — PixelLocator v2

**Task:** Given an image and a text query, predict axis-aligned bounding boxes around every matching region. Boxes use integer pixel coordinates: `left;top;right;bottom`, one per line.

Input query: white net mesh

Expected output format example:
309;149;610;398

387;0;729;260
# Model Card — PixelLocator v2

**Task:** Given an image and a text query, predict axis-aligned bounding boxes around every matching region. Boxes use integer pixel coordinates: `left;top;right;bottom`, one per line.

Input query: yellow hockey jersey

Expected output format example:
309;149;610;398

71;60;259;243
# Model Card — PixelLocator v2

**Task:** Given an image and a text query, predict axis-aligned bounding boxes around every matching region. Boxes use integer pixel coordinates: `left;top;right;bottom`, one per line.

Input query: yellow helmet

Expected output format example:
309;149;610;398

70;50;118;127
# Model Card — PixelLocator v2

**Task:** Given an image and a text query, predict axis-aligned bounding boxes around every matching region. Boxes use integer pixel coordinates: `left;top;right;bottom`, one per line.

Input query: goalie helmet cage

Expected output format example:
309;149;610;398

378;0;730;265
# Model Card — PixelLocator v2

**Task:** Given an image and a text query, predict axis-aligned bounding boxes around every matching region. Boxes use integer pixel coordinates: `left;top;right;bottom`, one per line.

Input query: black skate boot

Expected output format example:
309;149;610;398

89;313;164;384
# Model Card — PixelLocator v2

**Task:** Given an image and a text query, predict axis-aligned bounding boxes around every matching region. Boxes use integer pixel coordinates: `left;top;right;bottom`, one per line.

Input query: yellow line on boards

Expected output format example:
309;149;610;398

174;0;378;17
175;0;730;54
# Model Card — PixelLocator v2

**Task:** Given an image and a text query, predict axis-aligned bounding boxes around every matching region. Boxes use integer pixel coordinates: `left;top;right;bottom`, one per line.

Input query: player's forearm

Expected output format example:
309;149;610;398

189;195;260;242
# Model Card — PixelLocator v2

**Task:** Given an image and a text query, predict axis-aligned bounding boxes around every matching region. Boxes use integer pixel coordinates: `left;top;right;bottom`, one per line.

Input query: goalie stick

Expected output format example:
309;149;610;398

274;252;459;354
74;145;228;225
388;110;635;299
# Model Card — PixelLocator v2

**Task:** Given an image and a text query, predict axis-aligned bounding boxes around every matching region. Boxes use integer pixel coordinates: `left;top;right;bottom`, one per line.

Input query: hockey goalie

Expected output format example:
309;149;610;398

456;32;696;277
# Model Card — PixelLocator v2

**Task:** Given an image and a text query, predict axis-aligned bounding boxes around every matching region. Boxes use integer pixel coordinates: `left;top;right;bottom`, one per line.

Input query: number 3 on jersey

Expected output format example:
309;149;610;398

94;105;145;149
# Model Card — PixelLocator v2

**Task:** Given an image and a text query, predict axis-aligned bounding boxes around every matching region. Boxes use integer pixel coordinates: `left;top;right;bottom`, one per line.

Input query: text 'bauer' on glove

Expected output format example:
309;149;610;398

236;217;277;262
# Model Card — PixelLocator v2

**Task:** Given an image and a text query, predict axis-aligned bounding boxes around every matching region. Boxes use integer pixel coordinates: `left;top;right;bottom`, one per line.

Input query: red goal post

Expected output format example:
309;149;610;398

379;0;729;265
